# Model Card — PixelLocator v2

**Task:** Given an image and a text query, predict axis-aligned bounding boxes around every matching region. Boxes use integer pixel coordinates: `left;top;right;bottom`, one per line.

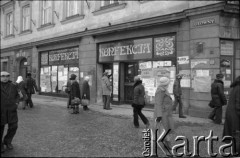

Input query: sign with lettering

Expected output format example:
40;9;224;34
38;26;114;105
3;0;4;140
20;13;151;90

98;38;152;62
154;36;175;58
194;19;215;27
177;56;189;64
16;50;26;58
220;40;234;56
48;47;79;65
41;52;48;65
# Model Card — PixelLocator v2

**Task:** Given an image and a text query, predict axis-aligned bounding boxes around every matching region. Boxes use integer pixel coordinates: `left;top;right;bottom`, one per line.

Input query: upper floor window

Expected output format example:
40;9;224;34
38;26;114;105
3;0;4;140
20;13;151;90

42;0;52;25
6;12;13;35
66;1;79;17
100;0;119;7
22;5;30;31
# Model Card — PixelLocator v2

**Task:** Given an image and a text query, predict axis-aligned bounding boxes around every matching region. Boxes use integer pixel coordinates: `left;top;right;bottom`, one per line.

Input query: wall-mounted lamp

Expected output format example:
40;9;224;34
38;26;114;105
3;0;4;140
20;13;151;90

53;11;59;19
85;0;90;9
13;25;18;32
31;19;36;26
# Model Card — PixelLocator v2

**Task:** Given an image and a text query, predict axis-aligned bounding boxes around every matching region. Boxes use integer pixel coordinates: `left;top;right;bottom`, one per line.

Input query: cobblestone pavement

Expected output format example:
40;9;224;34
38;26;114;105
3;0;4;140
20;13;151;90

1;103;226;157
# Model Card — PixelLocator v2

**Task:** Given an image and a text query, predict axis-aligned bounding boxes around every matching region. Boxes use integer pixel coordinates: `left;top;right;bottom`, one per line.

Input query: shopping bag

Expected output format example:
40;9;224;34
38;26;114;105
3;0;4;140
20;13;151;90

71;98;81;105
81;95;89;106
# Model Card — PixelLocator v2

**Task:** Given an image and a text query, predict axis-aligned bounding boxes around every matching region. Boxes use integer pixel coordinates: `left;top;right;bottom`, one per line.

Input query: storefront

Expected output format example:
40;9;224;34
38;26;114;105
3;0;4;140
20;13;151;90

39;47;79;97
98;35;177;104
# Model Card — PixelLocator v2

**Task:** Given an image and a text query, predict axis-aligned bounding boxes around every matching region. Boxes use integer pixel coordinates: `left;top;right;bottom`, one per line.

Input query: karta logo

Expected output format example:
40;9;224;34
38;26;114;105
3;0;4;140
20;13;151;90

142;129;239;157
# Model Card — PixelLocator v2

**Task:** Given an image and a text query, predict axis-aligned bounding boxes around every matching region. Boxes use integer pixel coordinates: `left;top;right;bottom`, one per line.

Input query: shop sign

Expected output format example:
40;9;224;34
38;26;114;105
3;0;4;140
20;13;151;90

16;50;26;58
194;19;215;27
48;47;79;65
177;56;189;64
98;38;152;62
154;36;175;58
220;40;234;56
191;59;209;68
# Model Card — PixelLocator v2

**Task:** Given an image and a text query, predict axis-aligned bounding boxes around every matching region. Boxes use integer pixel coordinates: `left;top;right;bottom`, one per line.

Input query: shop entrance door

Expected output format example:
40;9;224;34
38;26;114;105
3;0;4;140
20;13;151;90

19;58;27;80
124;62;139;103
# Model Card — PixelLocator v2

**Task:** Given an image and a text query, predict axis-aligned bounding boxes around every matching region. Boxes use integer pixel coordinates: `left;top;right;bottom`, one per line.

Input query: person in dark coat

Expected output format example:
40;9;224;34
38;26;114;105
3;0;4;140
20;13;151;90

65;79;71;109
208;74;227;124
1;71;20;153
25;72;38;108
101;72;112;110
132;76;150;128
172;74;186;118
81;76;90;111
223;76;240;155
16;76;28;110
69;74;81;114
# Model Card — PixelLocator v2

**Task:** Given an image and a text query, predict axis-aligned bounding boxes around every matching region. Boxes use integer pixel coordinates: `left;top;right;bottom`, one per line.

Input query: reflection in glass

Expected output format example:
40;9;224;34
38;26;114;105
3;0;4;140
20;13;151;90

40;66;51;92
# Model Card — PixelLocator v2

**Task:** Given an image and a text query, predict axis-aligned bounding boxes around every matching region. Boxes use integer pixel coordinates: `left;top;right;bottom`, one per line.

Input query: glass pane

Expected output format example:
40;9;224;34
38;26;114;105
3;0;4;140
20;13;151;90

40;66;51;92
51;66;58;93
58;65;68;93
69;67;79;83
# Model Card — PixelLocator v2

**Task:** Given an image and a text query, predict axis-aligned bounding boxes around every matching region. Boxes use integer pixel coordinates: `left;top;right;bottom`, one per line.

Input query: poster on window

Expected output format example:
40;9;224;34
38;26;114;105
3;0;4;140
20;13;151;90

41;52;48;65
192;76;211;92
154;36;175;58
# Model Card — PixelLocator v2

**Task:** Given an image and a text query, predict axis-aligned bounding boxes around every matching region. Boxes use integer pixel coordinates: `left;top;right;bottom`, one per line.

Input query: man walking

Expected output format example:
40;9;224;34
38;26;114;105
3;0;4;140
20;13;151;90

101;72;112;110
25;72;38;108
1;71;20;153
172;74;187;118
209;74;227;124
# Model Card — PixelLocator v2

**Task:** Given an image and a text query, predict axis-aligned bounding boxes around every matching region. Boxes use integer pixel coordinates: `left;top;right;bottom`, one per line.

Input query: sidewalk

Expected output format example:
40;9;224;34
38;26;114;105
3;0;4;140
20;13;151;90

32;94;212;125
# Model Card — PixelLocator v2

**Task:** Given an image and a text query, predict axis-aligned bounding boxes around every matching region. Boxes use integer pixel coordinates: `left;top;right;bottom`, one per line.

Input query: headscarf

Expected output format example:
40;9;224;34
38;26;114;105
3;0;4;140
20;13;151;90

16;76;24;83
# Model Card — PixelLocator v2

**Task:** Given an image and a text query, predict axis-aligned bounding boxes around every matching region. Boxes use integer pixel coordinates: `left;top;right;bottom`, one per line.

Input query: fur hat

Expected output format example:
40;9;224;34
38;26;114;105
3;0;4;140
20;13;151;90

70;74;77;80
1;71;10;76
134;76;141;82
216;74;224;79
159;77;170;86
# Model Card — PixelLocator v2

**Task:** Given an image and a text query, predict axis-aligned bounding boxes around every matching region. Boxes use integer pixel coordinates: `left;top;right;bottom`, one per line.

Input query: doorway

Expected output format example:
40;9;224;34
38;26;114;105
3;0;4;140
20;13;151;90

19;58;28;80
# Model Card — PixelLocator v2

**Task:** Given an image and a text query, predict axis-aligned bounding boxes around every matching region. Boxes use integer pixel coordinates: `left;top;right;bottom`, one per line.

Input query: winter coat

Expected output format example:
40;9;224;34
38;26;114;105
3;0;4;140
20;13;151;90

223;78;240;139
154;86;174;131
211;79;227;107
82;80;90;100
101;75;112;95
173;79;182;96
16;81;28;101
1;81;20;125
70;80;81;100
25;77;38;94
133;80;145;106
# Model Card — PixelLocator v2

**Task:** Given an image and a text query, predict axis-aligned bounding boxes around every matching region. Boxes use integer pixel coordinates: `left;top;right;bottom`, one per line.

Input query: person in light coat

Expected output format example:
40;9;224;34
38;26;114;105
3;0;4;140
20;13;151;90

154;77;174;156
16;76;28;109
101;72;112;110
81;76;90;111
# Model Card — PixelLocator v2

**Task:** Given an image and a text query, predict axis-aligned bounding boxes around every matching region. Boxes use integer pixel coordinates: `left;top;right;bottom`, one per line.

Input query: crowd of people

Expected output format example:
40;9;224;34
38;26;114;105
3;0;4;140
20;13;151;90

1;70;239;155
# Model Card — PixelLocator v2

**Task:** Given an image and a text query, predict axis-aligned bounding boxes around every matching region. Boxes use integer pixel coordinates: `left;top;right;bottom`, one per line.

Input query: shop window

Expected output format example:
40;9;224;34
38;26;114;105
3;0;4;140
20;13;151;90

51;66;58;93
69;66;79;81
40;66;52;92
6;12;13;36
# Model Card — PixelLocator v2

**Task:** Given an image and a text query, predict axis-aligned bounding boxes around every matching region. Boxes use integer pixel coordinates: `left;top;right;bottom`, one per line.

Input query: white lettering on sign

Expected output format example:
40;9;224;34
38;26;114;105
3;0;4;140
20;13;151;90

16;51;26;58
194;19;215;27
49;49;79;62
177;56;189;64
99;43;151;57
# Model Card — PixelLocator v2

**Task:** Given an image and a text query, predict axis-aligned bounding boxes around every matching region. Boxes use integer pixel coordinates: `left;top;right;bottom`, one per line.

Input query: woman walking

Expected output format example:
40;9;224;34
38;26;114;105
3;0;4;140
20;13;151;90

132;76;149;128
16;76;28;110
81;76;90;111
154;77;174;156
69;74;81;114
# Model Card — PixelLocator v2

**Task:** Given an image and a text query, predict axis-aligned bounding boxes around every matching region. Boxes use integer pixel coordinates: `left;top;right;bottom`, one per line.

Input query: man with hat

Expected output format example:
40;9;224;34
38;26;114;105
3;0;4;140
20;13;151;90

101;71;112;110
1;71;20;153
25;72;38;108
172;74;187;118
208;73;227;124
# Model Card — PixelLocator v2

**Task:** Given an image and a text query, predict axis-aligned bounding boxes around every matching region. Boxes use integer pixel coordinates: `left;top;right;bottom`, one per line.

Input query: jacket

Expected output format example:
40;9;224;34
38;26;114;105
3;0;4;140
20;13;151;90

1;81;20;125
211;79;227;107
133;80;145;106
70;80;81;100
173;79;182;96
82;80;90;100
25;77;38;94
101;75;112;95
17;81;28;101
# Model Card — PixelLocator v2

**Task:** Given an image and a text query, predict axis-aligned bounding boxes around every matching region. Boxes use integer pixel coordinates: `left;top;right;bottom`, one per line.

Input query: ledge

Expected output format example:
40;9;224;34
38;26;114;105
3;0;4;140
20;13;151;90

19;29;32;36
60;14;85;25
92;3;127;16
37;23;55;31
3;34;15;40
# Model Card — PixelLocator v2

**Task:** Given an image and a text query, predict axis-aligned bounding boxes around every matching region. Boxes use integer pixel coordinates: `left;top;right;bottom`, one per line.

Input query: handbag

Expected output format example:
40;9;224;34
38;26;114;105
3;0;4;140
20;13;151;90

71;97;81;105
208;100;215;108
81;95;89;106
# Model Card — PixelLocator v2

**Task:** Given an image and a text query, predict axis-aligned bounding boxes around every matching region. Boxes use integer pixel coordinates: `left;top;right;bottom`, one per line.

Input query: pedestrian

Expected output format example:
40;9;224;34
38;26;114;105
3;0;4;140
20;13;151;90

223;76;240;155
172;74;186;118
25;72;38;108
132;76;150;128
208;74;227;124
69;74;81;114
16;76;28;110
101;72;112;110
65;79;71;109
1;71;20;153
154;77;174;156
81;76;90;111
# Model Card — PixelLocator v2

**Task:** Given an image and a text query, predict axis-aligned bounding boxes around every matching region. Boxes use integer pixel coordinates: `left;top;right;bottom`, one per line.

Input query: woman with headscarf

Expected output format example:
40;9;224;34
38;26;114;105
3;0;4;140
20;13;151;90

154;77;174;156
16;76;27;109
81;76;90;111
223;76;240;155
69;74;81;114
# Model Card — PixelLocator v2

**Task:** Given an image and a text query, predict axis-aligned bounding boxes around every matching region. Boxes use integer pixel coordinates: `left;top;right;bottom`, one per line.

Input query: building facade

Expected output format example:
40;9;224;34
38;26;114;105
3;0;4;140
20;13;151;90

1;0;239;117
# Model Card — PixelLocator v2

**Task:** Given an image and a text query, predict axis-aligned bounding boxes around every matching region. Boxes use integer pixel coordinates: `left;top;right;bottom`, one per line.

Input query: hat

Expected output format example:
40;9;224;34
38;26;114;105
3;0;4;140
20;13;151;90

27;72;32;77
216;74;224;79
1;71;10;76
159;77;170;86
70;74;77;80
134;76;141;82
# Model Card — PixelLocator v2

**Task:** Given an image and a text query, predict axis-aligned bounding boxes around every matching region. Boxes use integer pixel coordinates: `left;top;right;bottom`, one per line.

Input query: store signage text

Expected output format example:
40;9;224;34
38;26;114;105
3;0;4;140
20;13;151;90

194;19;215;27
16;50;26;58
49;51;78;62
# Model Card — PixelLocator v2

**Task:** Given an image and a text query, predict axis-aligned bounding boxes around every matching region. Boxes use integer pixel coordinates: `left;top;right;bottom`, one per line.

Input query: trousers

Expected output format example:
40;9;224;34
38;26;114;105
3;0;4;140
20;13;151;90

133;105;149;127
1;122;18;144
172;95;184;116
209;106;222;124
102;95;111;109
26;93;33;108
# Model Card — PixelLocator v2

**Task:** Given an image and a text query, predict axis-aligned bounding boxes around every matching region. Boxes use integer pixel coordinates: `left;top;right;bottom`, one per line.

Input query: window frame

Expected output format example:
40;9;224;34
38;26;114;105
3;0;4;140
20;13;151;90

22;5;31;32
100;0;119;8
6;12;14;36
42;0;52;25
